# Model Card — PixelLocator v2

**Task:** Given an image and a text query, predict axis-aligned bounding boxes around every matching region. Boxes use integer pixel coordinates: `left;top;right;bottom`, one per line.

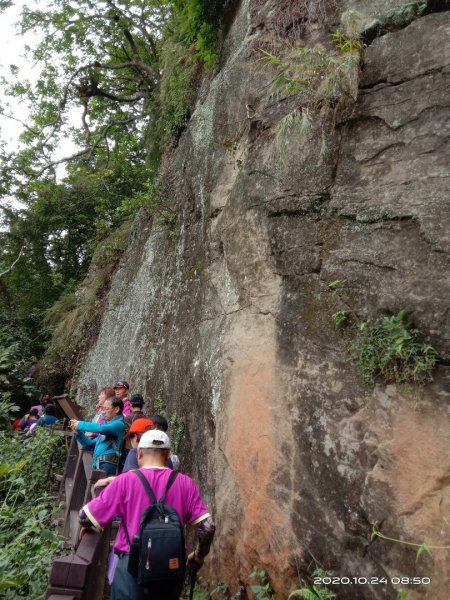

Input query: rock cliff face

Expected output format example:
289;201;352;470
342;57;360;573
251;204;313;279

74;1;450;598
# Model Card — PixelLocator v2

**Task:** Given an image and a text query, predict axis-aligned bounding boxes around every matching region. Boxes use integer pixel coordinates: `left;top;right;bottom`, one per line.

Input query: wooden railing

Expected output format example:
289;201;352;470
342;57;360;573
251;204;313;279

46;400;112;599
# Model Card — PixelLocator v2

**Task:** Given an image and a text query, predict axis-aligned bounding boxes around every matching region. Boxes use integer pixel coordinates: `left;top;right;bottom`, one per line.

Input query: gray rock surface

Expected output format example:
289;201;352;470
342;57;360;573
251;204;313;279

74;2;450;598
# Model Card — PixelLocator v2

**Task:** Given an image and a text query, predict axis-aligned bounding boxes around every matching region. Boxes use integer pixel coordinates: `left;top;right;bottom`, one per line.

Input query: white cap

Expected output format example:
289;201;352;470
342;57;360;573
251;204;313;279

138;429;171;450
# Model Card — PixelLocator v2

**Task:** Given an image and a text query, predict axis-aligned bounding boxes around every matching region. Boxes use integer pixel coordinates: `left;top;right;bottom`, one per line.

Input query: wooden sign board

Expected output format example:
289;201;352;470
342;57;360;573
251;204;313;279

53;395;84;422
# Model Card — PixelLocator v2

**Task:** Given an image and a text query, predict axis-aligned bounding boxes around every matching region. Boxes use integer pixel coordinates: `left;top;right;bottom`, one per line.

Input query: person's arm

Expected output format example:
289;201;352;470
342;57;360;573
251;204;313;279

187;515;216;567
93;475;116;490
75;419;124;436
79;476;124;531
184;477;215;567
75;431;97;450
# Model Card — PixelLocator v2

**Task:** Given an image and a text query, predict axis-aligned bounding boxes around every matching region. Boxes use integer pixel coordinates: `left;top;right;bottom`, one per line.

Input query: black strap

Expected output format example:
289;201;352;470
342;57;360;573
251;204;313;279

133;469;178;504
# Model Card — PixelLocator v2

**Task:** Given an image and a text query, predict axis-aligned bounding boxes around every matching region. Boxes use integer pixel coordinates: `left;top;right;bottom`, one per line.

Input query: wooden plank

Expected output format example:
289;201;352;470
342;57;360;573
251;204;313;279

63;447;90;539
69;510;81;548
78;526;111;600
53;395;84;422
59;437;79;501
49;555;91;588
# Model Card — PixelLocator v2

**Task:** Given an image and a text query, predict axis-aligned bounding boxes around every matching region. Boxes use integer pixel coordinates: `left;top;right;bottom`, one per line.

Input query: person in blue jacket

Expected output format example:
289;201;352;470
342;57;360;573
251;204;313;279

35;403;59;427
70;397;126;475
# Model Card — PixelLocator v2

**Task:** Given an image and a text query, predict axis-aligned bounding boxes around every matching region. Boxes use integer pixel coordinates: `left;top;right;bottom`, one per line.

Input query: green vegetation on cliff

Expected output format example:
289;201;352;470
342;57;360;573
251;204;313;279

353;310;436;387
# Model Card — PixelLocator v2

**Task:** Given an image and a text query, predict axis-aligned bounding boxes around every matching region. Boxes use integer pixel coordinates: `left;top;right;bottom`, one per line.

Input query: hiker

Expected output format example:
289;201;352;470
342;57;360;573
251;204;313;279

26;403;59;436
85;386;116;438
113;380;131;416
93;387;116;425
125;394;146;425
69;397;126;475
35;403;59;427
18;407;40;431
93;417;155;491
30;393;51;416
79;429;215;600
150;414;180;470
27;361;36;379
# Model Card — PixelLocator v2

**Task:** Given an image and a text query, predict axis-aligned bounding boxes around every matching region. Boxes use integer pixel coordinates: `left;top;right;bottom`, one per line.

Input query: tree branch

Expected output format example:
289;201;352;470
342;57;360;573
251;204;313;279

0;246;25;279
0;111;39;135
33;114;143;177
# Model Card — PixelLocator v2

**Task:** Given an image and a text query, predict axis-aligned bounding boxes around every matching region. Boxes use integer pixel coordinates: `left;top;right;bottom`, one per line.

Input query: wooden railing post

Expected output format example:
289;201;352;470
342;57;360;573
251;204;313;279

46;399;115;599
46;524;111;599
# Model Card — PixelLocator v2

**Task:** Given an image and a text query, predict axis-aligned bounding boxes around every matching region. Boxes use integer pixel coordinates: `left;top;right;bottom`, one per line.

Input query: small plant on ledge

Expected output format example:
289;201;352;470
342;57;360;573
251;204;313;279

353;310;436;388
250;568;276;600
258;11;366;158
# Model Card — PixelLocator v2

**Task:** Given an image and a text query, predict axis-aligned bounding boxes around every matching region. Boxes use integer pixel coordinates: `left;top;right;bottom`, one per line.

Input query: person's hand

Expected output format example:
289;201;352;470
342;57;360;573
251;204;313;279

186;551;204;568
79;525;95;540
69;419;79;432
93;477;113;490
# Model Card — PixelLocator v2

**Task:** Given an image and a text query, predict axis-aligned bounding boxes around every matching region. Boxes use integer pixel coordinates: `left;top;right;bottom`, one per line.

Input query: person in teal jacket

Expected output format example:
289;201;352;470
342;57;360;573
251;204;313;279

70;397;126;475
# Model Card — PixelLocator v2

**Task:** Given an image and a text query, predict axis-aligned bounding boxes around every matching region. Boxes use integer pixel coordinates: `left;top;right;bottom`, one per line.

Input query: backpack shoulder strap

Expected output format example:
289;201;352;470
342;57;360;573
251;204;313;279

132;469;158;504
132;469;178;504
123;469;157;551
160;470;178;503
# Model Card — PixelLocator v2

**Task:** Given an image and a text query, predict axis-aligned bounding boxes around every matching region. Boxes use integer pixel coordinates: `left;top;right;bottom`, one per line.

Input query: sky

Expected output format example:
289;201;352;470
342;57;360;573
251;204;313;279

0;1;35;146
0;1;77;166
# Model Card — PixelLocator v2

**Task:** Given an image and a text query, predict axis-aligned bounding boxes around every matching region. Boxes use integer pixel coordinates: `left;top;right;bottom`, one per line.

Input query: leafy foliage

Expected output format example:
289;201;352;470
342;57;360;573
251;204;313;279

189;574;243;599
353;310;436;387
1;0;167;178
331;29;365;55
171;0;223;68
371;522;449;562
152;393;165;415
250;568;276;600
327;279;346;290
0;0;223;182
169;412;185;454
0;148;149;386
146;40;198;166
331;310;348;327
0;394;19;428
0;315;42;407
260;42;360;112
0;419;66;598
289;568;336;600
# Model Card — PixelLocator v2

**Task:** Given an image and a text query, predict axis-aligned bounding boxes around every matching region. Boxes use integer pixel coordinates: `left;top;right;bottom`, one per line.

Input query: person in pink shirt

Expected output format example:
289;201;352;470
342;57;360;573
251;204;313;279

93;387;115;424
86;386;115;439
113;380;131;417
79;429;215;600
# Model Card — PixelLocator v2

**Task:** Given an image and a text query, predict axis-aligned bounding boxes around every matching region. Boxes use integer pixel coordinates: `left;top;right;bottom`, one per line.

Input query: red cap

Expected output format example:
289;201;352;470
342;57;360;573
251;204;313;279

124;418;154;439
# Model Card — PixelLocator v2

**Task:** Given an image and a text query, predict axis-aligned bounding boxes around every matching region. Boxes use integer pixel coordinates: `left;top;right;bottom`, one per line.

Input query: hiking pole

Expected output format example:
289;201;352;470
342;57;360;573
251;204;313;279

189;564;199;600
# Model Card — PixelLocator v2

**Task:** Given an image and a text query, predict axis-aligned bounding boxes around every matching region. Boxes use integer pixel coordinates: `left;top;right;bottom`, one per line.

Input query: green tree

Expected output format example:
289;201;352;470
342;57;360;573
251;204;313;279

0;0;225;393
0;0;168;181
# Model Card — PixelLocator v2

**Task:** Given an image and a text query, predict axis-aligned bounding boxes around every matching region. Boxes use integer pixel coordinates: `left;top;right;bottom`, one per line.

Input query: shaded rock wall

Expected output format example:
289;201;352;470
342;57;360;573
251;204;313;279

74;1;450;598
